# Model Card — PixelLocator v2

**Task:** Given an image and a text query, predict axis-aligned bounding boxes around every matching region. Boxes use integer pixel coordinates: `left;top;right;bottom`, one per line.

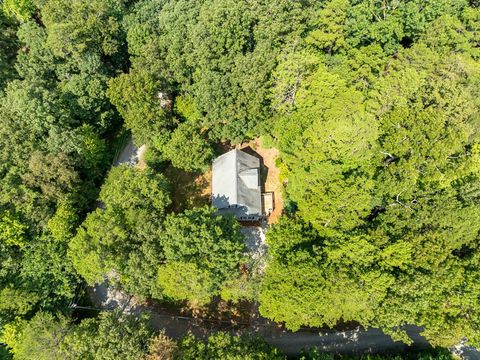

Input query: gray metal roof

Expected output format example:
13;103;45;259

212;149;262;219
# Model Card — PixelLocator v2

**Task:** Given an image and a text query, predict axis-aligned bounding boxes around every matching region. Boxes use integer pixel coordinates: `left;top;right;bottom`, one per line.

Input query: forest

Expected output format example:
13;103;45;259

0;0;479;358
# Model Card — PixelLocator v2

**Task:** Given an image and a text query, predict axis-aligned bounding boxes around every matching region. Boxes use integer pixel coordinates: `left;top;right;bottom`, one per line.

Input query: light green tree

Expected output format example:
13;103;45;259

277;65;379;232
99;165;171;227
158;262;215;306
4;312;71;360
68;209;128;284
47;200;78;242
0;212;27;248
2;0;35;22
62;311;152;360
157;207;244;304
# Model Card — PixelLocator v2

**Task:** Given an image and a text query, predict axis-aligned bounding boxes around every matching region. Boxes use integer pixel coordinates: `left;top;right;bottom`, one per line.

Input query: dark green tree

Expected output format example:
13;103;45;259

162;122;213;173
0;10;18;89
107;69;172;146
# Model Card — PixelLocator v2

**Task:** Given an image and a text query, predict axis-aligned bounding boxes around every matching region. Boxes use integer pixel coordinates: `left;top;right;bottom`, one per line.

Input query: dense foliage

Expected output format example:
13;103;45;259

0;311;152;360
0;311;453;360
260;0;480;348
1;0;480;358
302;349;454;360
0;0;122;337
0;311;283;360
68;166;244;305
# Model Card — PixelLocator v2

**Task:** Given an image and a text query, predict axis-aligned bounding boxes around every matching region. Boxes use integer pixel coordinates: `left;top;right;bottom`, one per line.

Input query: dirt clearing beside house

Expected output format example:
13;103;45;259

236;138;283;224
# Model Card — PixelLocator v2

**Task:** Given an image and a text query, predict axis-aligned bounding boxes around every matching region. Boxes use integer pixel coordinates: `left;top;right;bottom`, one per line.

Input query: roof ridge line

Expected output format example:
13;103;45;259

234;149;239;204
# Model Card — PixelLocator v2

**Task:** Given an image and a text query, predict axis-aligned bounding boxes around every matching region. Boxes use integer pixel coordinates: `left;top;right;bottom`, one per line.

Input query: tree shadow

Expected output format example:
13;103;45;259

164;165;211;213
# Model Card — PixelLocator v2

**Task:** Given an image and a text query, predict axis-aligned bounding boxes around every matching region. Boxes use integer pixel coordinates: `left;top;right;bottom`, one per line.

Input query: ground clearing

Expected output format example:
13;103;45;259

164;166;212;213
236;138;283;224
136;144;147;170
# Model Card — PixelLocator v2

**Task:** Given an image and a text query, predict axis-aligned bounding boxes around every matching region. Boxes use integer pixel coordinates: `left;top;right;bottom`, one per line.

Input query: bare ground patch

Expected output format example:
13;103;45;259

136;144;147;171
164;166;212;213
236;138;283;224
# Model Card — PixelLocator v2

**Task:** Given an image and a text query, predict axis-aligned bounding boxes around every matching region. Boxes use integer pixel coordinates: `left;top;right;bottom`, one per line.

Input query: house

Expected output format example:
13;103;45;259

211;149;262;221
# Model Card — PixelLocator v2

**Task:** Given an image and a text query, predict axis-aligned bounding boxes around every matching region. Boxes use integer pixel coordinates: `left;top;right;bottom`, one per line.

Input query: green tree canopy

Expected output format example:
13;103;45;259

1;311;152;360
107;69;172;146
0;10;18;89
69;165;171;285
121;0;319;143
275;65;379;233
99;165;171;226
2;0;35;22
157;207;245;304
162;122;213;173
40;0;127;60
177;332;284;360
262;1;480;348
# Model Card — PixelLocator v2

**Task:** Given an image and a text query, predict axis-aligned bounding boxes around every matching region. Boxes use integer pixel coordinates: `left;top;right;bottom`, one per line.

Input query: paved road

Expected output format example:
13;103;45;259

255;323;427;356
150;315;480;359
149;314;480;359
145;314;430;356
88;283;480;359
113;138;145;167
257;324;478;359
460;347;480;360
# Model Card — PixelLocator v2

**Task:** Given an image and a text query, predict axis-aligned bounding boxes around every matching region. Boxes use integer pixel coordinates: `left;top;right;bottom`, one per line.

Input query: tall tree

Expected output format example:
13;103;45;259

275;65;379;232
0;9;18;89
69;165;171;285
157;207;245;305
